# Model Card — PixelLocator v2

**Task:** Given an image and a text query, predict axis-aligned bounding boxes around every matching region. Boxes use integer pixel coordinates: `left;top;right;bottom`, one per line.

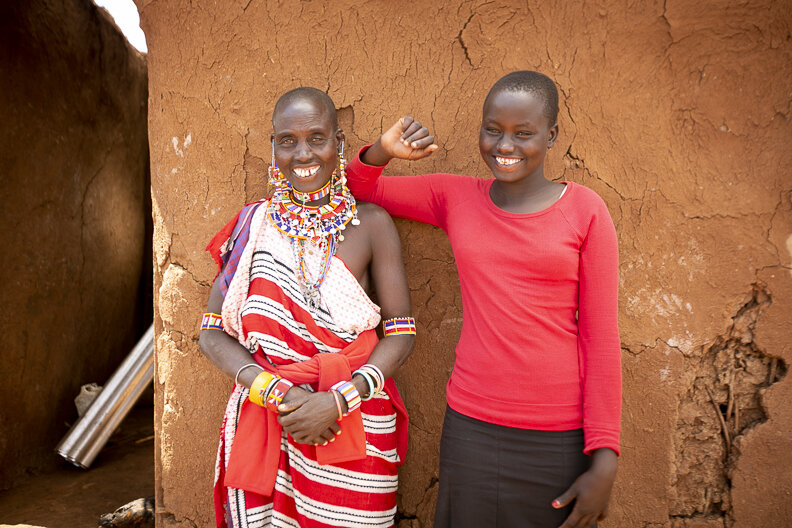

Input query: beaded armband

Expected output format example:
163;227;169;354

266;378;294;412
201;312;224;331
382;317;416;337
331;380;361;415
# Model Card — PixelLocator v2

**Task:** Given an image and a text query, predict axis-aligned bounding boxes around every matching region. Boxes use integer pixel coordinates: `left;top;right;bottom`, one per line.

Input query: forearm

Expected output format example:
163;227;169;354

198;330;262;388
589;448;618;476
350;334;415;401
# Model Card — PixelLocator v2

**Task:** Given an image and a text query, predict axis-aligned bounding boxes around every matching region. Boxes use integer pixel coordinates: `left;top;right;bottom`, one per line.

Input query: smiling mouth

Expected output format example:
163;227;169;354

293;165;320;178
494;156;522;167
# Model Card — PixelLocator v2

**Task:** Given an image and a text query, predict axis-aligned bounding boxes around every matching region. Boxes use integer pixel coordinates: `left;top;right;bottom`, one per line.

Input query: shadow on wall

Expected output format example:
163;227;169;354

0;0;152;489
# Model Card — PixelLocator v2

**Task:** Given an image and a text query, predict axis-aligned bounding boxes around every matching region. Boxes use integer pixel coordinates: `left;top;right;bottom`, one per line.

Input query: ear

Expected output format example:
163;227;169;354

547;123;559;149
336;129;345;152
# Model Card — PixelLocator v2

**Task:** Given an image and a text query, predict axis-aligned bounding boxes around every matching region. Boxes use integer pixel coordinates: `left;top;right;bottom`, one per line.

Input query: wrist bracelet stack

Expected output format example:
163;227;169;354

331;380;361;416
248;370;294;412
353;364;385;400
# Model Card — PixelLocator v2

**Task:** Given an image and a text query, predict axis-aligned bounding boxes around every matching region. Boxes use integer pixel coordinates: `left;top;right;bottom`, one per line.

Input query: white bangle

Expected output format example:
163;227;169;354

235;363;264;386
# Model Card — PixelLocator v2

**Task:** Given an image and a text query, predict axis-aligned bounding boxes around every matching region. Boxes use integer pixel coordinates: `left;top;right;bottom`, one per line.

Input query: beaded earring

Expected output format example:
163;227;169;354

338;140;346;185
268;139;288;192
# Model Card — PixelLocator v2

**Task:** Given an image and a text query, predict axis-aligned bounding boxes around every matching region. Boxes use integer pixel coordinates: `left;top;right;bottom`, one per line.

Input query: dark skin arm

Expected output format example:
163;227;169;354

199;278;270;388
553;448;618;527
275;202;414;445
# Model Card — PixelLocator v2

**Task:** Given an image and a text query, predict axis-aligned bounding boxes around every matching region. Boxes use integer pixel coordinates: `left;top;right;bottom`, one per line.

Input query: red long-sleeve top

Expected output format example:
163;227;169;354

347;148;622;454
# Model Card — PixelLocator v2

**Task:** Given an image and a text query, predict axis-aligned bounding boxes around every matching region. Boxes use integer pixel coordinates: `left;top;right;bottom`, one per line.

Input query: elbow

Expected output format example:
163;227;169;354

198;330;213;358
397;335;416;366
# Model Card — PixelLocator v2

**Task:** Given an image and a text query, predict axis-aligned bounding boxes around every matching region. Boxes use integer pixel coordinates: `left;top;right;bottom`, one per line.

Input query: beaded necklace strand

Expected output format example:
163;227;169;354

291;179;331;203
266;168;360;310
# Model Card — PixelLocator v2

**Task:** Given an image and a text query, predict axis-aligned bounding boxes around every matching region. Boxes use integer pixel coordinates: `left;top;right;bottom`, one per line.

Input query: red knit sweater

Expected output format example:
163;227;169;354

347;148;622;455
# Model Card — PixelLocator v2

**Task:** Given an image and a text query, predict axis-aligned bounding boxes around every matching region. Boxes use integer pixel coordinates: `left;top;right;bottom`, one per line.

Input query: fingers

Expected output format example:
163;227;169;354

406;143;439;161
398;115;415;133
317;428;337;445
557;502;599;528
278;389;307;414
329;421;342;436
406;134;435;150
552;487;576;510
558;508;590;528
400;119;423;143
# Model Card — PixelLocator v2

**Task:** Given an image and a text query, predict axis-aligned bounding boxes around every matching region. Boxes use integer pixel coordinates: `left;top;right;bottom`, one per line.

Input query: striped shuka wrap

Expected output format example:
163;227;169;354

207;201;409;528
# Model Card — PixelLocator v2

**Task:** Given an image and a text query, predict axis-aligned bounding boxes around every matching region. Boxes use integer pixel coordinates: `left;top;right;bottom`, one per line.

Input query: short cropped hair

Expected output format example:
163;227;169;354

484;71;559;125
273;87;338;130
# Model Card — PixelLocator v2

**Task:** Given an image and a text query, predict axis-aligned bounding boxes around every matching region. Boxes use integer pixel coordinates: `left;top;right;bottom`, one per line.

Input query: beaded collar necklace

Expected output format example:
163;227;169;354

265;169;360;310
291;179;331;203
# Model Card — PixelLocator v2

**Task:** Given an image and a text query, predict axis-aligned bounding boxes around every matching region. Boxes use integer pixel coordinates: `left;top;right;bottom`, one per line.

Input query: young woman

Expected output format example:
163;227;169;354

199;87;415;528
346;71;621;528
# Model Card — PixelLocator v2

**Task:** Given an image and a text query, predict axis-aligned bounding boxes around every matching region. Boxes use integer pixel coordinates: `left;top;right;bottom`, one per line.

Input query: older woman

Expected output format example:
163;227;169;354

199;87;425;528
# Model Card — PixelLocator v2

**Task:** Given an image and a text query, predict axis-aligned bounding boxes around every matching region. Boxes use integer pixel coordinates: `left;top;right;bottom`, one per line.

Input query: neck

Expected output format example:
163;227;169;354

490;172;552;203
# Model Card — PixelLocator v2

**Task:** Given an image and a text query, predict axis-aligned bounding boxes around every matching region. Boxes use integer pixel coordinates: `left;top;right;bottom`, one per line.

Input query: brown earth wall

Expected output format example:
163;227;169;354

136;0;792;526
0;1;150;488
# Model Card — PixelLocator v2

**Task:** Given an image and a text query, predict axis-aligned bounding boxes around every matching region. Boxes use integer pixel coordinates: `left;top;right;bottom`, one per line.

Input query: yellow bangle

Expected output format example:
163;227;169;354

249;371;276;407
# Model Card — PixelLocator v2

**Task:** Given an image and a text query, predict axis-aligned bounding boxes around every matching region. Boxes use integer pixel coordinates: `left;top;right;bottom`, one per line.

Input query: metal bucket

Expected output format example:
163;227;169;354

56;324;154;468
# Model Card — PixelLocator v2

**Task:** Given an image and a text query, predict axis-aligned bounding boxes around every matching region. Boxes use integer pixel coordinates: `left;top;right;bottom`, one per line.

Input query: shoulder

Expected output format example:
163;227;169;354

355;200;396;227
559;183;615;235
562;183;612;217
568;182;608;207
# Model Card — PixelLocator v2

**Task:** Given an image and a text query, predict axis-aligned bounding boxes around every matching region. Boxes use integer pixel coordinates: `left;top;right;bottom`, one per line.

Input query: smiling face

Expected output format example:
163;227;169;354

479;89;558;185
272;97;343;194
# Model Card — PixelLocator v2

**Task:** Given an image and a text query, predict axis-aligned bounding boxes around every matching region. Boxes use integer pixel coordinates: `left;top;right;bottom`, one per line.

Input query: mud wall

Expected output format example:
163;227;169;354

0;1;150;488
137;0;792;526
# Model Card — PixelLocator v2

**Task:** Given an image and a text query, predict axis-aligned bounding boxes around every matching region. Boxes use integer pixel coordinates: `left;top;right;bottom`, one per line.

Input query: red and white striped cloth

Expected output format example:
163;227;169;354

212;203;408;528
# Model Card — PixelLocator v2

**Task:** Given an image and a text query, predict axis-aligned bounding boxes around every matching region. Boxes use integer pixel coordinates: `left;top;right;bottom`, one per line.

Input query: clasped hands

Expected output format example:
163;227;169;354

276;386;343;446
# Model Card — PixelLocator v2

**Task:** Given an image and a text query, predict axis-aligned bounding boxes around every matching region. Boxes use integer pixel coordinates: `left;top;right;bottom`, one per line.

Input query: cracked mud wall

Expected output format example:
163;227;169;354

0;1;150;488
137;0;792;526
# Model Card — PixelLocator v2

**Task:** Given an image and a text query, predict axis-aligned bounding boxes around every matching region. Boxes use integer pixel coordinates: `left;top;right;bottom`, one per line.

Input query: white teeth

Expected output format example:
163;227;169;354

294;166;320;178
495;156;521;166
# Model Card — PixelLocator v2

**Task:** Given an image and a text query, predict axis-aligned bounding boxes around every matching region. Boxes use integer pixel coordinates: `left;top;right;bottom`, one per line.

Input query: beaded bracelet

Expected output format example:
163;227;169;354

331;380;361;415
201;312;224;331
249;371;276;407
353;369;377;401
382;316;416;337
266;378;294;412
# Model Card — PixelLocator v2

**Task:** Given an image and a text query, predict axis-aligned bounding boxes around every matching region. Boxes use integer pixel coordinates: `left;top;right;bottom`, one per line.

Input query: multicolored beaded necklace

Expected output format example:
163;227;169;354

266;163;360;310
291;179;331;203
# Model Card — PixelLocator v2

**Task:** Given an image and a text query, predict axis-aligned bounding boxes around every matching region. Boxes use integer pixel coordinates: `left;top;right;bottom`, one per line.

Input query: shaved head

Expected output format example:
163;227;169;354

484;71;559;125
273;87;338;130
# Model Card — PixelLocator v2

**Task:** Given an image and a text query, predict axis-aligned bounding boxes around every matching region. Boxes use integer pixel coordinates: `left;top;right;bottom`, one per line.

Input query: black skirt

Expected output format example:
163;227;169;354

434;406;592;528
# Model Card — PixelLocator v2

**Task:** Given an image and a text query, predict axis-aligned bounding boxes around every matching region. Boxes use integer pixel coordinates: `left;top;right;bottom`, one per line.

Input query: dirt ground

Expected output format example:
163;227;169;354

0;406;154;528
